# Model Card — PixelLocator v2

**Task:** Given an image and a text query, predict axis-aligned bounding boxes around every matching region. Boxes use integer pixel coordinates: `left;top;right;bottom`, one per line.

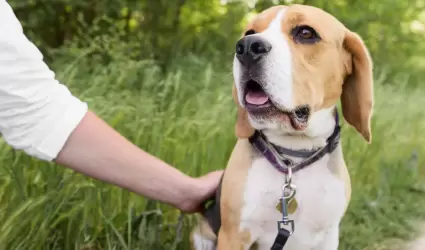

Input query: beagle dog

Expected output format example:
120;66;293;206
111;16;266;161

191;4;373;250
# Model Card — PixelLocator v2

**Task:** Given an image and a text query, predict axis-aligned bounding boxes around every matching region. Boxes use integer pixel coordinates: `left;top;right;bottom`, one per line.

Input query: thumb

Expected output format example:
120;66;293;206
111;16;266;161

199;170;224;194
195;170;223;203
196;170;224;212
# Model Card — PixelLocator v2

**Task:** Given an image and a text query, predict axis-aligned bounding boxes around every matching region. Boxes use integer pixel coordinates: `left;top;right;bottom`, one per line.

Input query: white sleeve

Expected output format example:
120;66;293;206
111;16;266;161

0;1;88;161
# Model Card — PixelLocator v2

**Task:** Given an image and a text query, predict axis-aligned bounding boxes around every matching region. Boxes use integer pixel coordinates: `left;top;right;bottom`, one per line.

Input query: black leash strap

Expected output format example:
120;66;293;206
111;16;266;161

271;227;291;250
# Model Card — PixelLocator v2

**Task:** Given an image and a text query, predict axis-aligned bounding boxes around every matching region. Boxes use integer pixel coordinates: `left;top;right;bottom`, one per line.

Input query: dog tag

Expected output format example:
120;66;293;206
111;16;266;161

276;198;298;214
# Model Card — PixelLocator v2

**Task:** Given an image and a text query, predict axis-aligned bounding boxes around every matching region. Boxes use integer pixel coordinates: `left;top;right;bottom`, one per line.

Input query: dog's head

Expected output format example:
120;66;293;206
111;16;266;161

233;4;373;142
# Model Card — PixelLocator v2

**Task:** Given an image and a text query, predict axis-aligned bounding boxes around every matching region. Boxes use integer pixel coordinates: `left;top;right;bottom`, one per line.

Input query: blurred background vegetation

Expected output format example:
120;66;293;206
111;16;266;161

1;0;425;249
9;0;425;82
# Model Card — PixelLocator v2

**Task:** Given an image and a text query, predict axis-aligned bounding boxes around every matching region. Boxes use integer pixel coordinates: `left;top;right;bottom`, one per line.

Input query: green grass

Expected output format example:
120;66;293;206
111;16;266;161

0;51;425;250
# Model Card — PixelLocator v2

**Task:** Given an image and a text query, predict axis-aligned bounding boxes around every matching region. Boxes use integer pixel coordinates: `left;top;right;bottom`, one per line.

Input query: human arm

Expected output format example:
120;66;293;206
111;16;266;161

0;0;222;212
55;111;223;212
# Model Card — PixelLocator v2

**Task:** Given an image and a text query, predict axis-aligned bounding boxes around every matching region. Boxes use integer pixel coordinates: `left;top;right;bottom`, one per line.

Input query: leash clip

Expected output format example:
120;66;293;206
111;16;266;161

277;219;295;235
278;178;296;235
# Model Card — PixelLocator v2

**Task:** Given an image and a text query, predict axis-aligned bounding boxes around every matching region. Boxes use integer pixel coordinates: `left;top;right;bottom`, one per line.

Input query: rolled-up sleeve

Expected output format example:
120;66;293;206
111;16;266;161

0;1;88;161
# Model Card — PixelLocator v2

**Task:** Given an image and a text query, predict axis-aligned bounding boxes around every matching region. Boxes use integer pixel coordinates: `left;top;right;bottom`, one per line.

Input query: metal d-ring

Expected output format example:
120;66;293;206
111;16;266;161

282;182;296;201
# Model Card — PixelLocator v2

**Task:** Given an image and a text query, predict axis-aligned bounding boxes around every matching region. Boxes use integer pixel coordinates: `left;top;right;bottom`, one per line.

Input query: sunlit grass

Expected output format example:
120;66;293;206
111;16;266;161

0;53;424;250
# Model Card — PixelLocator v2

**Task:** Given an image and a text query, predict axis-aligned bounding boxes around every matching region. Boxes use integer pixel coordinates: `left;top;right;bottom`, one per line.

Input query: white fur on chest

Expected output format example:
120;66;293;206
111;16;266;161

239;154;347;250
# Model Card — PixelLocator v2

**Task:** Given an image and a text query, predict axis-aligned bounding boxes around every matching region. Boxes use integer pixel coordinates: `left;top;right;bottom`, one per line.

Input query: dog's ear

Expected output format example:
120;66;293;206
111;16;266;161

233;84;255;138
341;31;374;143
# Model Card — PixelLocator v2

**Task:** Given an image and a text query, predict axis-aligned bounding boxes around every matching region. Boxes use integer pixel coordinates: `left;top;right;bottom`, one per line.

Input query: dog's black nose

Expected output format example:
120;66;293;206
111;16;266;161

235;36;272;65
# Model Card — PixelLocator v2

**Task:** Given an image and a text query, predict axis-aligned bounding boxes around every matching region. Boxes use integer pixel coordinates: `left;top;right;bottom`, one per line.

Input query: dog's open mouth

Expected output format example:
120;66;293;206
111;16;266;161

244;80;271;107
243;80;310;130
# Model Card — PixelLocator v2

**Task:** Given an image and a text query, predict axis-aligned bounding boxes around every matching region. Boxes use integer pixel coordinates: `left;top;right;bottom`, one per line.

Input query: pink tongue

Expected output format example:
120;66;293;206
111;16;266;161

245;91;269;105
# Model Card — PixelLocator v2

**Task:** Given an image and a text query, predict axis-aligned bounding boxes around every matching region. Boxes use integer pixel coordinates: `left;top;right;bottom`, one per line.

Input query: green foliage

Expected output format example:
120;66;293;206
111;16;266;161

3;0;425;249
9;0;425;79
8;0;248;71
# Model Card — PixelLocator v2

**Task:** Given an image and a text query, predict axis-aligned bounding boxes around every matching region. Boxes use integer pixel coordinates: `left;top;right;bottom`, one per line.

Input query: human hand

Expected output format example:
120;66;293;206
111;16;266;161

177;170;224;213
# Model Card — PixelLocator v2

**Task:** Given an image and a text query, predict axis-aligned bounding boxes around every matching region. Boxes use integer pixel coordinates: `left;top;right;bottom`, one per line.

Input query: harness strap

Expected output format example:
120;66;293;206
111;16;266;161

202;174;224;236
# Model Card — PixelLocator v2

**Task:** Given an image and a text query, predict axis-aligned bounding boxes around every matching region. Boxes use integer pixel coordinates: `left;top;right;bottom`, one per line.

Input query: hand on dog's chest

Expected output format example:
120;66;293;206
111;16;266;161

276;197;298;214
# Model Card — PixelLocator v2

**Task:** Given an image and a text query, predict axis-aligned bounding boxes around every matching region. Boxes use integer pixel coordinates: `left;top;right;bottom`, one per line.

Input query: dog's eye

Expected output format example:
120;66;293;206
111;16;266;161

244;29;256;36
292;25;320;44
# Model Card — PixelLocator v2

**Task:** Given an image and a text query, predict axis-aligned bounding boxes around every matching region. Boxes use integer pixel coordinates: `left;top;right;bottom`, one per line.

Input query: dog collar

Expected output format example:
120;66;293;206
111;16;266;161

248;111;341;174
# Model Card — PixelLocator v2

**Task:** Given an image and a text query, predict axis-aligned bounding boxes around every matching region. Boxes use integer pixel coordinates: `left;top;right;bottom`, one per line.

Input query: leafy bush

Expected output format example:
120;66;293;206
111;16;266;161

8;0;425;80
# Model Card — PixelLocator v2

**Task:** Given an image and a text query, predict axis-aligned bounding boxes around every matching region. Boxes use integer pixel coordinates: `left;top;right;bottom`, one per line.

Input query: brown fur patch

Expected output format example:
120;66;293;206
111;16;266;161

246;6;285;32
216;139;254;249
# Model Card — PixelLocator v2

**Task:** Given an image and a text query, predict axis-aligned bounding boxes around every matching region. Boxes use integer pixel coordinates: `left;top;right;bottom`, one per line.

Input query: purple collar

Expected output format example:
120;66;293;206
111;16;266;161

248;112;341;174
